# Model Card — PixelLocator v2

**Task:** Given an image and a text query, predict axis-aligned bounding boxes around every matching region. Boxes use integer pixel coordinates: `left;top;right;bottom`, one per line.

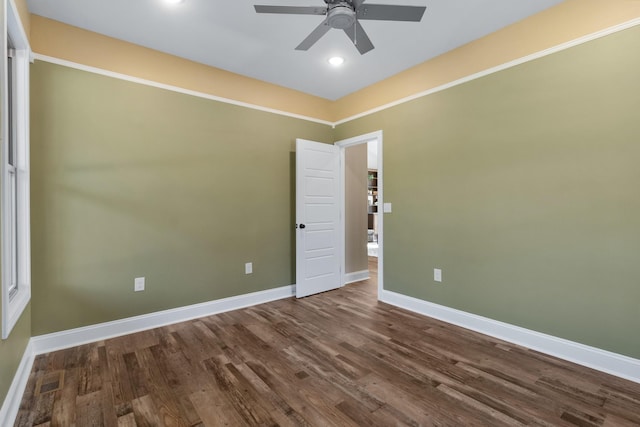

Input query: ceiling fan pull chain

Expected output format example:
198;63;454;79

352;0;357;45
354;21;357;46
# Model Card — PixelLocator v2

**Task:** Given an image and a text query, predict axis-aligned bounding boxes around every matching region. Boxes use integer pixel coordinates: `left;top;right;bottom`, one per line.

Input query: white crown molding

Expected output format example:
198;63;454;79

33;18;640;129
32;54;333;127
30;284;294;355
0;340;34;427
380;290;640;384
334;17;640;126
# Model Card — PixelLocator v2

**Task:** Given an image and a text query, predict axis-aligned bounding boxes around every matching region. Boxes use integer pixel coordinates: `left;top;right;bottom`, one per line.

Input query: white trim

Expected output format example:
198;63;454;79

31;18;640;129
2;287;638;427
334;17;640;126
3;286;639;427
336;130;384;298
343;269;369;285
380;290;640;384
0;340;34;427
30;284;295;355
32;54;334;127
2;0;32;340
6;0;29;51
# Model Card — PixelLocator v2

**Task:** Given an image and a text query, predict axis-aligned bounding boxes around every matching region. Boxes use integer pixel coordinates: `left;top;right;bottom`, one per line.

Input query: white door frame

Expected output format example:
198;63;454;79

335;130;383;298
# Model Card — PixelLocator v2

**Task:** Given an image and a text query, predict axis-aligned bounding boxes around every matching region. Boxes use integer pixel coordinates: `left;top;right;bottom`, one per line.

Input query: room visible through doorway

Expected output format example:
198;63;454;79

338;130;383;298
367;140;379;261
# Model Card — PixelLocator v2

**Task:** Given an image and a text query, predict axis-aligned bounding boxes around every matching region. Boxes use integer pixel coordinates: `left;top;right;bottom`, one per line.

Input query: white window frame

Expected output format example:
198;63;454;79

1;0;31;340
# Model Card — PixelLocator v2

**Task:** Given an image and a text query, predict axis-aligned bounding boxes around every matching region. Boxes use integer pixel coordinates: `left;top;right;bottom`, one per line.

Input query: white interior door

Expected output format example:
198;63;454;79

296;139;341;298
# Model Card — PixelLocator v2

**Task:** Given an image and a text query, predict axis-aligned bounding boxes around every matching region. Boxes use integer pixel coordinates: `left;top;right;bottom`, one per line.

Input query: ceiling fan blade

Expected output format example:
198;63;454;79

254;5;326;16
356;4;426;22
296;21;331;51
352;0;366;8
343;20;374;55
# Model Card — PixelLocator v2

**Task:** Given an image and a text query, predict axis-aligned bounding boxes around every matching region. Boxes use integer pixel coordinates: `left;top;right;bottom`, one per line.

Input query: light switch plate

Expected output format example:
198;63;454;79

383;203;392;213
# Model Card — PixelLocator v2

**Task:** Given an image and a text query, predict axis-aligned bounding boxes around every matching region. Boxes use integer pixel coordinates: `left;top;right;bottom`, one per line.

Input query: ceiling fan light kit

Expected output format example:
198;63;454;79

254;0;426;55
328;56;345;66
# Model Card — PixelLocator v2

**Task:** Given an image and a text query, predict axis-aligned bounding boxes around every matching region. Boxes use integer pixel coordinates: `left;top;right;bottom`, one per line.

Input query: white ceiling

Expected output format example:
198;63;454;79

26;0;564;100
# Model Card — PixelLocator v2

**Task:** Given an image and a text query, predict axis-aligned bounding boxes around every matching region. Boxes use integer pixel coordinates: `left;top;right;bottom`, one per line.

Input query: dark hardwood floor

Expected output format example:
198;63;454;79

15;257;640;426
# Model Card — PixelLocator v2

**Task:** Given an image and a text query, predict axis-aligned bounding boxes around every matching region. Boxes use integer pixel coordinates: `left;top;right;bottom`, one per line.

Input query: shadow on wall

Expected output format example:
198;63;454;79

31;151;295;335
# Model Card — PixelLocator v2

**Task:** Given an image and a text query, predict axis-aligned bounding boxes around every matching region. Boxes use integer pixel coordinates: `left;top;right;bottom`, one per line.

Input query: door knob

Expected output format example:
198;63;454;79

299;224;306;229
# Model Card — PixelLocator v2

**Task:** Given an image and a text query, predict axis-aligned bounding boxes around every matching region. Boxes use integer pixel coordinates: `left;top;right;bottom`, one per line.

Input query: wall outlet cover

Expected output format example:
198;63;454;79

245;262;253;274
434;269;442;282
134;277;145;292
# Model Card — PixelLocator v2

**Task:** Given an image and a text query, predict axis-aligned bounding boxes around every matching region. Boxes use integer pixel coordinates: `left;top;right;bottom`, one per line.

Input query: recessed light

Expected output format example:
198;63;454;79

328;56;345;67
165;0;184;4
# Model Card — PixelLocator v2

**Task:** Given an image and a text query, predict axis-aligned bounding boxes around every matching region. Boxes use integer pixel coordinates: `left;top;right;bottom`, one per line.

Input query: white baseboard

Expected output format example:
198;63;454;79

0;341;35;427
31;284;295;355
344;269;369;285
6;284;637;427
2;284;295;426
380;290;640;384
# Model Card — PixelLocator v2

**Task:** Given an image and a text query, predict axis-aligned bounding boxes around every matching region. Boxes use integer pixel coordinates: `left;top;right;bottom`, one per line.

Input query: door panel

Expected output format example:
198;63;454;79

296;139;341;298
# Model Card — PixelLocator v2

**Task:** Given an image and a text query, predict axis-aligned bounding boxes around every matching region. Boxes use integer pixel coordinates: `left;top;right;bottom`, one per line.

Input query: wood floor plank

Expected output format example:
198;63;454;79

116;412;137;427
122;352;149;399
436;383;526;427
50;367;78;426
75;391;104;427
201;357;279;426
105;341;136;407
335;396;399;426
14;258;640;426
131;395;164;427
189;389;246;426
359;372;447;425
245;359;358;426
339;340;499;425
147;345;204;426
134;347;190;427
229;362;310;427
455;362;576;426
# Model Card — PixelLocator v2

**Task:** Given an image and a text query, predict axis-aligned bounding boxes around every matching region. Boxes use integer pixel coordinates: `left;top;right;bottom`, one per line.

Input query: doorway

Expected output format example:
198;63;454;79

336;131;383;298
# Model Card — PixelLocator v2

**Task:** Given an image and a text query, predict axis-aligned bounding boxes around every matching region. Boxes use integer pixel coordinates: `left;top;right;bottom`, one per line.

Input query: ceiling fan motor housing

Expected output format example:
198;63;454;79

327;2;356;29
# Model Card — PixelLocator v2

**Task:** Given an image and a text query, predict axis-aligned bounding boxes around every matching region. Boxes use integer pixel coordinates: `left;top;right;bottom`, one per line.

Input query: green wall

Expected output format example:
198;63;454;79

30;61;332;335
0;304;30;408
335;26;640;358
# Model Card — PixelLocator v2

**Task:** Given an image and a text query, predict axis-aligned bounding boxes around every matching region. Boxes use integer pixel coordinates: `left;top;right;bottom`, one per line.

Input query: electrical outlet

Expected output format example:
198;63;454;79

134;277;145;292
245;262;253;275
434;268;442;283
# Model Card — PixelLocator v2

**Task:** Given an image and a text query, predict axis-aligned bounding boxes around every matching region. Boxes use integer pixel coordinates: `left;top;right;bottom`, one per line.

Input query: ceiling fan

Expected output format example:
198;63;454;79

254;0;427;55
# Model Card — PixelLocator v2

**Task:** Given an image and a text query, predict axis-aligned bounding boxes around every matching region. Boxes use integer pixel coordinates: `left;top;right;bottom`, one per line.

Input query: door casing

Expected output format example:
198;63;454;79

335;130;383;298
